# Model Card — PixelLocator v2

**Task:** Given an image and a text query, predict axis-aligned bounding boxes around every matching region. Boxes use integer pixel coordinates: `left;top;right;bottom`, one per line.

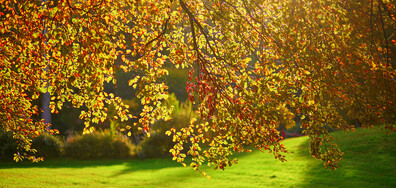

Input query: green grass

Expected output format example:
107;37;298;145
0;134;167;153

1;127;395;187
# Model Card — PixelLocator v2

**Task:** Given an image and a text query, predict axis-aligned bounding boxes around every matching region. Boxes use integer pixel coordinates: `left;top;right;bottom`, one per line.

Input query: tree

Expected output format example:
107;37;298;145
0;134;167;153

0;0;395;172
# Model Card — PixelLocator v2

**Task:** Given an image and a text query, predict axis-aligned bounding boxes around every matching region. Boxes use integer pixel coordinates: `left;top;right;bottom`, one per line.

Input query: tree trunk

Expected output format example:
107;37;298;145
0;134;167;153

42;92;51;130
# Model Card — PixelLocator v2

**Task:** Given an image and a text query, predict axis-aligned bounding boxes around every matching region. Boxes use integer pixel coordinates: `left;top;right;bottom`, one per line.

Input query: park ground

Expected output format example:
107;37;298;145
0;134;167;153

0;127;395;187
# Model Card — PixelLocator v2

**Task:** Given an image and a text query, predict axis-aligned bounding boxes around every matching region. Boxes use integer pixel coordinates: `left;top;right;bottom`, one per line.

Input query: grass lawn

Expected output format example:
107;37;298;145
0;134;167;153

1;127;395;187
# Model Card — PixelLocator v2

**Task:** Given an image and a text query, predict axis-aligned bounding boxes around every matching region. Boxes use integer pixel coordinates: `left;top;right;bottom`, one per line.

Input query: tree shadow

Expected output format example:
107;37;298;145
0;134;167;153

297;128;396;187
0;157;179;171
109;149;254;178
108;157;182;177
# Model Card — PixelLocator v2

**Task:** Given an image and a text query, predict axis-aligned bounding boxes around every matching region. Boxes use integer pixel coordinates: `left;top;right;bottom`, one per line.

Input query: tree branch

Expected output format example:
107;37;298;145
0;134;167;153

144;17;170;48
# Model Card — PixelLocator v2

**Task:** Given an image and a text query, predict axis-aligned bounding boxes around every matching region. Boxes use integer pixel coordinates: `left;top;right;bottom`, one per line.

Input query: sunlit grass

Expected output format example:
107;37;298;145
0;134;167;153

1;127;395;187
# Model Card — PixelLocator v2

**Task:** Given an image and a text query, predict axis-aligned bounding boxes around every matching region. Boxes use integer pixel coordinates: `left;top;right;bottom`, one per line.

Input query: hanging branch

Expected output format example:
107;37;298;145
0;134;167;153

378;2;390;65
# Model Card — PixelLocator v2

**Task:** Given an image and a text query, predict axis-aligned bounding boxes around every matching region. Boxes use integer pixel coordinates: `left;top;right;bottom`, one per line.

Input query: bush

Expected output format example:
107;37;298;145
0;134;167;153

137;93;193;158
0;129;18;161
138;133;173;158
31;133;63;159
0;130;63;161
64;131;135;160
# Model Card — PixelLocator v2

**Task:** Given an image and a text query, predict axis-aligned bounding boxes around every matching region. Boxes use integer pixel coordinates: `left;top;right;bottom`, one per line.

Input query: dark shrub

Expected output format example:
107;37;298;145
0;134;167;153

0;129;18;161
64;131;135;160
137;93;194;158
138;133;173;158
31;133;63;159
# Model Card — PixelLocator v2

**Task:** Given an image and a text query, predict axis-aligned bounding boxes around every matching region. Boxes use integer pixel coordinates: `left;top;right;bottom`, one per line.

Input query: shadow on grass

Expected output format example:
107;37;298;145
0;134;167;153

108;149;255;177
0;156;204;187
297;128;396;187
108;157;182;177
0;157;180;171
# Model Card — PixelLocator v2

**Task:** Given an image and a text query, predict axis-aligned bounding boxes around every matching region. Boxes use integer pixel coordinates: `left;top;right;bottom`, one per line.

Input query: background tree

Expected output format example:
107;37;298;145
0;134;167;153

0;0;394;173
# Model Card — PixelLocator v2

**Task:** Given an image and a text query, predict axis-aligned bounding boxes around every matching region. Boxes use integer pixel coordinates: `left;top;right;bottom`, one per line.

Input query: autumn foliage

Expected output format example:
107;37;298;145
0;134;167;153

1;0;395;173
